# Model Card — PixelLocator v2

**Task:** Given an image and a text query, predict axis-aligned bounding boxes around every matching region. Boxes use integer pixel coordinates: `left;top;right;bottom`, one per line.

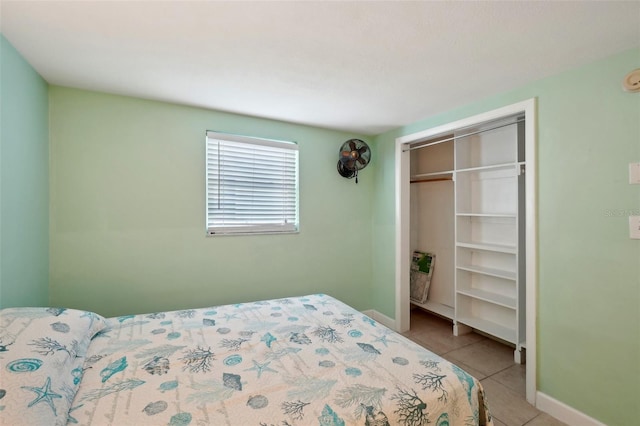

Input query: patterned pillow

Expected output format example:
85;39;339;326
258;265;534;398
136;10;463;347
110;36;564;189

0;307;108;426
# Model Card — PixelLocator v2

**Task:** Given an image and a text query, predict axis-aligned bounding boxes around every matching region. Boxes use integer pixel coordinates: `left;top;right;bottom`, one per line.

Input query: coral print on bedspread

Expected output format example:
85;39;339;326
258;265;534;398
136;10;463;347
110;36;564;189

66;294;493;425
0;295;492;425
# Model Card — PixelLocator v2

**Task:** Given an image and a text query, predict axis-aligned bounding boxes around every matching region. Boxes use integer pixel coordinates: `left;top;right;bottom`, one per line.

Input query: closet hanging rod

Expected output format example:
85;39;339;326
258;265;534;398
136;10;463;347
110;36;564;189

410;177;452;184
403;118;525;152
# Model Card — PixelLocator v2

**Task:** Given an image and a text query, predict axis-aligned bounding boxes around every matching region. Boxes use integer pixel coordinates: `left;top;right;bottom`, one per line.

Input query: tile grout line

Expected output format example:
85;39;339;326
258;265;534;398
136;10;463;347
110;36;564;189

522;413;543;425
409;313;554;425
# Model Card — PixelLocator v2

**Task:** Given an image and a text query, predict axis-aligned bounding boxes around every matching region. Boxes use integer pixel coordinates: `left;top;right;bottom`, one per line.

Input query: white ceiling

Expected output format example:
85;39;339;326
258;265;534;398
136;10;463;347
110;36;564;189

2;1;639;135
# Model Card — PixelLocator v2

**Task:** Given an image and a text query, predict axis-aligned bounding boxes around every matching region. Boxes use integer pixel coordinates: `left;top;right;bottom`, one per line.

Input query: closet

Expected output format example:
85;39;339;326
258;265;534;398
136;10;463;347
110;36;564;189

409;114;526;363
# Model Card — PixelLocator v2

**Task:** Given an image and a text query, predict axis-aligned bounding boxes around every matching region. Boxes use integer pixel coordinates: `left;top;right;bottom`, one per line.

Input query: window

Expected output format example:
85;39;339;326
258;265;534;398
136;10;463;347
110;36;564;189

206;131;299;235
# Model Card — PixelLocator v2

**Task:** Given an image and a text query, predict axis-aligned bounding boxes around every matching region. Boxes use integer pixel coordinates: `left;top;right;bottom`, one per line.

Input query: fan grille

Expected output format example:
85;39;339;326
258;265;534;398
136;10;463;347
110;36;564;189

337;139;370;183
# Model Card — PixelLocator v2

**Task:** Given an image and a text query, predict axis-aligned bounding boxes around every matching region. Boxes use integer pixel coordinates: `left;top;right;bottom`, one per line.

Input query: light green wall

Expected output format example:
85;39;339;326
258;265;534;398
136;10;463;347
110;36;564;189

0;35;49;308
12;33;639;424
49;87;373;317
371;48;640;425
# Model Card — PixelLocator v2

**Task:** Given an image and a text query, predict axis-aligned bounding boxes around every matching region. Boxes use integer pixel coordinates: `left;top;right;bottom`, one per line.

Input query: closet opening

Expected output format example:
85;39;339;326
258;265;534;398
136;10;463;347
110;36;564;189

394;99;537;404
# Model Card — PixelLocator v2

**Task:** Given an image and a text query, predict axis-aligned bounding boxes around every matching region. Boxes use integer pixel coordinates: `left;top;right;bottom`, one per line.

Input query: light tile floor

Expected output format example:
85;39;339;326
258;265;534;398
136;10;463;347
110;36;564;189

402;308;567;426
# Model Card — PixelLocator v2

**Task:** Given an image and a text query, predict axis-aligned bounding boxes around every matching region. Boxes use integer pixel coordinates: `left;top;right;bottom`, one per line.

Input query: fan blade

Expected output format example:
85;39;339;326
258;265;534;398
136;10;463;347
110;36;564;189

346;160;356;170
357;157;367;165
349;140;357;151
340;150;352;159
358;146;368;156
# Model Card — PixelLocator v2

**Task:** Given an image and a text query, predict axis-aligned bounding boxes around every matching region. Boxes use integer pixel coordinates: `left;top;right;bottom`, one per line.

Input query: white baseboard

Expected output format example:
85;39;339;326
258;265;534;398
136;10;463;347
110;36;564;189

362;309;397;331
536;392;606;426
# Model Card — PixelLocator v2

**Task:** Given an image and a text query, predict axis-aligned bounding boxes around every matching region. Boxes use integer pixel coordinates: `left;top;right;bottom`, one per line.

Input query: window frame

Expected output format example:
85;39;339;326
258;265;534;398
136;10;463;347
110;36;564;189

205;131;299;236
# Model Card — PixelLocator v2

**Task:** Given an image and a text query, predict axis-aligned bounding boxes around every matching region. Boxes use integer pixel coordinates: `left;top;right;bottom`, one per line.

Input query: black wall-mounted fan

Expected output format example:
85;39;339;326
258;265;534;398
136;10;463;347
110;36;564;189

337;139;371;183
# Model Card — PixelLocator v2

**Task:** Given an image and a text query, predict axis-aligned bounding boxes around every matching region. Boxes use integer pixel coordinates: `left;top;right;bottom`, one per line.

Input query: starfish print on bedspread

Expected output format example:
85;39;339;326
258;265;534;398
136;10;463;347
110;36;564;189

245;360;278;378
21;377;63;415
373;333;398;347
222;313;240;322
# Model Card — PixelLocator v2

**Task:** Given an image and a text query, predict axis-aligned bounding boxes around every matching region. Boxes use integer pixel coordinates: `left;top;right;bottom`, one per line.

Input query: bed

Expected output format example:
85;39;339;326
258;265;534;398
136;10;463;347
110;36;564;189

1;294;493;425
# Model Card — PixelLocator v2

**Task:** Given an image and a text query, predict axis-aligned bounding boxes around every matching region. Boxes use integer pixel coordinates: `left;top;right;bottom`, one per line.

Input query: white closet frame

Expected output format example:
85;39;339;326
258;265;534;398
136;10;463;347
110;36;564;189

394;98;537;405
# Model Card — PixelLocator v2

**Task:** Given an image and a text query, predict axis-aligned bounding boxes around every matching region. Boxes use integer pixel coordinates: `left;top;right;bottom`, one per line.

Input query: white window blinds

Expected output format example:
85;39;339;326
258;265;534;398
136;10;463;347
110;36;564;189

206;131;299;235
